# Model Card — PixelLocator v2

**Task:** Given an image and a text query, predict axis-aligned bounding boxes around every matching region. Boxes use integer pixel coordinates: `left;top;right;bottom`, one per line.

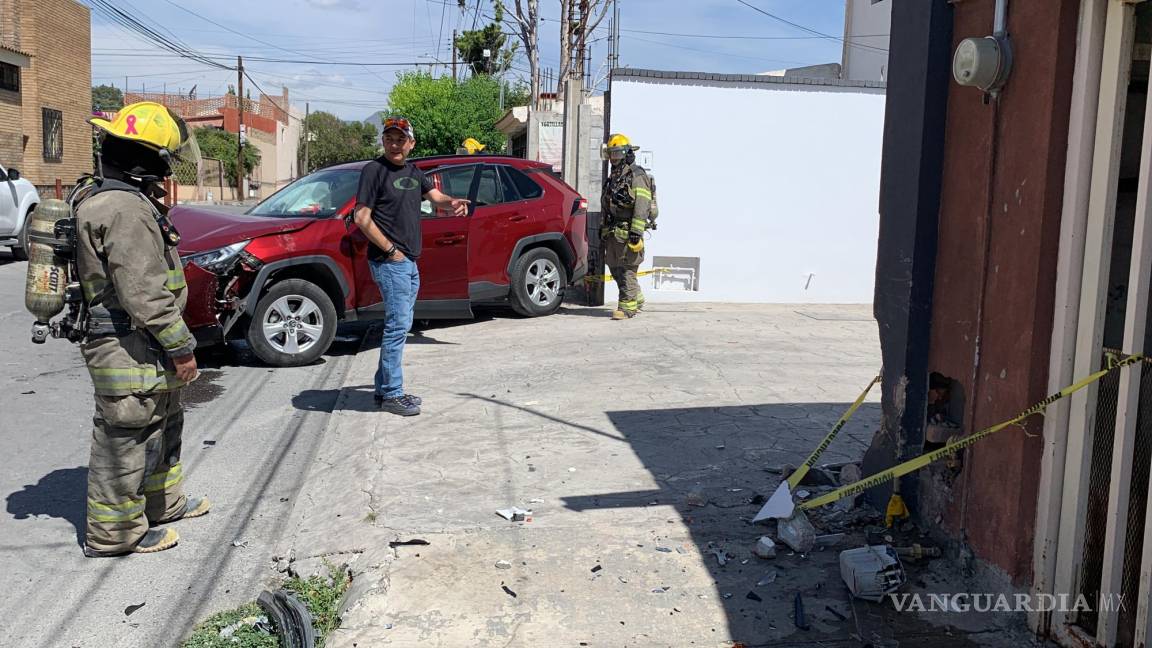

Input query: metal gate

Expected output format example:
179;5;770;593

1033;1;1152;646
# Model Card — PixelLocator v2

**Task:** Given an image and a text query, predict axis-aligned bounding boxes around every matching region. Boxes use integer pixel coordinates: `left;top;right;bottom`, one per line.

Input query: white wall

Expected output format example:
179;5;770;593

842;0;891;82
611;78;885;304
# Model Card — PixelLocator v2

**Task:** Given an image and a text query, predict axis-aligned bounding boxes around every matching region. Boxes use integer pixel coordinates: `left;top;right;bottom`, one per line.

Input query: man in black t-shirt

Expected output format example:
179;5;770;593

354;116;469;416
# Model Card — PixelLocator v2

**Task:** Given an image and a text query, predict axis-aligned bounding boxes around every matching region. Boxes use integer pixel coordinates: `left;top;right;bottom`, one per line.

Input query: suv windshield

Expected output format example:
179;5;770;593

247;169;359;218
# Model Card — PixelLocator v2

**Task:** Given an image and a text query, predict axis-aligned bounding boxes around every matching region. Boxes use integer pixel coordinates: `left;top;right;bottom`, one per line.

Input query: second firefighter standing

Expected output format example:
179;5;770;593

601;134;656;320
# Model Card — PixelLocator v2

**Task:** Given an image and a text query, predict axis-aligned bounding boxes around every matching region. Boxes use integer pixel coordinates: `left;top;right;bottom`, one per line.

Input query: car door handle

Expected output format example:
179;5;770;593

508;214;528;223
435;234;466;246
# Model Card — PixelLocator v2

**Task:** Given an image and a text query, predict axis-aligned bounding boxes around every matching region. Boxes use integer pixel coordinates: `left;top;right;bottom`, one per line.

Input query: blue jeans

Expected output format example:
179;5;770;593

369;257;419;399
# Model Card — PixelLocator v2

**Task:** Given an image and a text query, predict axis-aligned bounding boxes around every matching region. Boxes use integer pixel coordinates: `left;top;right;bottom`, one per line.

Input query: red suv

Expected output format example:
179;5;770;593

171;154;588;367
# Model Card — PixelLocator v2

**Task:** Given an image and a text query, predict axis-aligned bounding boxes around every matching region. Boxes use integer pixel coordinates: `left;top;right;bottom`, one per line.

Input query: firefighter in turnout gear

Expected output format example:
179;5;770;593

77;102;210;557
601;134;655;319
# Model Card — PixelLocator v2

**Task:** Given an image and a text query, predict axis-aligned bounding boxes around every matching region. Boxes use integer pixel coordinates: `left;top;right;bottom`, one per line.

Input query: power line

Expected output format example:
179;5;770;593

156;0;393;84
621;27;889;41
89;0;232;70
734;0;888;54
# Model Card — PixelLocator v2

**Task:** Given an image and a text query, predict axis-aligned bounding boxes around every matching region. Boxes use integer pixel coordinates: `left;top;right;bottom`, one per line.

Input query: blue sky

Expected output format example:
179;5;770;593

89;0;853;121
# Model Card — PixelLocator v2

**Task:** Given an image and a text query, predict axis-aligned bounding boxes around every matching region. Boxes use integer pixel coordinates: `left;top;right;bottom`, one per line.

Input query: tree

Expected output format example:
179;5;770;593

455;4;516;76
558;0;610;99
299;111;379;173
194;127;261;189
92;84;123;112
386;72;527;157
495;0;540;107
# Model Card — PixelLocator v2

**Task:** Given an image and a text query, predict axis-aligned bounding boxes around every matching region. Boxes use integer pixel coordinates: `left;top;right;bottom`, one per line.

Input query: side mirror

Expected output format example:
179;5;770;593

6;168;19;181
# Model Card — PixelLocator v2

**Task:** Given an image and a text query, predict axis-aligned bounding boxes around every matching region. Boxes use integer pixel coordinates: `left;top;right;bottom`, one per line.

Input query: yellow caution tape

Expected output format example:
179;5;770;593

798;353;1147;511
787;375;880;490
584;267;674;284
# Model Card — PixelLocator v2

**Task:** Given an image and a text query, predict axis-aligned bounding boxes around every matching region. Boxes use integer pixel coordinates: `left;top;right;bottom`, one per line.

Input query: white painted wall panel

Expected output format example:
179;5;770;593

611;78;885;304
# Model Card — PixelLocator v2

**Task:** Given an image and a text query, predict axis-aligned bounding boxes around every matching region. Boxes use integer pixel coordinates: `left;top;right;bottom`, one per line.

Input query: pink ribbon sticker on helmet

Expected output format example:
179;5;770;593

124;114;138;135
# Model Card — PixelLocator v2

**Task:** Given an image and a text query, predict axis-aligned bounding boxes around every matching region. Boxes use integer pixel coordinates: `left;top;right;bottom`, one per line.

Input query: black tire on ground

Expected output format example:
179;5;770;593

509;247;567;317
11;206;32;261
246;278;338;367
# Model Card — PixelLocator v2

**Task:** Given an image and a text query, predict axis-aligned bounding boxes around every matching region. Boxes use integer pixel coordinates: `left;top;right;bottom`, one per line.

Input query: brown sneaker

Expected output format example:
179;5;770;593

83;527;180;557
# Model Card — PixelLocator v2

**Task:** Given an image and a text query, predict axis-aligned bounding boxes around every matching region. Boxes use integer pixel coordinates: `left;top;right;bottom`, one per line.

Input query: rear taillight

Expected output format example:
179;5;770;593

572;198;588;214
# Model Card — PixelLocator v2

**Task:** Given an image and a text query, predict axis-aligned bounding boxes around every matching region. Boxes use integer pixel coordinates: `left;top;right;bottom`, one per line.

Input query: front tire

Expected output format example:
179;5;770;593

10;207;32;261
246;279;337;367
510;247;566;317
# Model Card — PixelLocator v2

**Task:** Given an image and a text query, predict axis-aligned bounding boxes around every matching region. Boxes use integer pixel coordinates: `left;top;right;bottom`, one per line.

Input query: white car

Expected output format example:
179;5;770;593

0;162;40;260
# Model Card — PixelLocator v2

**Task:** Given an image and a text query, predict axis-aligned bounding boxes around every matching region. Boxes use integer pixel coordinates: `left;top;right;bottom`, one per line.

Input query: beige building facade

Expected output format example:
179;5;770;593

0;0;92;191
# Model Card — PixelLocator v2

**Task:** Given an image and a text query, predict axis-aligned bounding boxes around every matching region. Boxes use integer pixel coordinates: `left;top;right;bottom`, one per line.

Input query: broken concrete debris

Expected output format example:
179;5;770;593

894;544;942;561
840;545;907;602
756;569;778;587
686;489;709;508
814;533;845;549
753;536;777;559
777;511;817;553
838;463;862;486
495;507;532;522
495;560;512;570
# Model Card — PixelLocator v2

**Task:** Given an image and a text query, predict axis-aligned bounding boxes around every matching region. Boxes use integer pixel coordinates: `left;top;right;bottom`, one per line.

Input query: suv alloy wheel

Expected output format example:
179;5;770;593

246;278;337;366
510;247;566;317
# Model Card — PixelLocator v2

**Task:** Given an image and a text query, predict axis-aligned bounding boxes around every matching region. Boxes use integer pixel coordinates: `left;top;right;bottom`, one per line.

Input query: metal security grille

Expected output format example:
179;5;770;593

1117;362;1152;646
41;107;62;162
1077;353;1122;634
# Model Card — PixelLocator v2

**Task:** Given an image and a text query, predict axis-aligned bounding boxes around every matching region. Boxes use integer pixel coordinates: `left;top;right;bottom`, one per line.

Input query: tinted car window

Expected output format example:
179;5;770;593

505;166;543;200
434;166;477;198
248;169;358;218
474;167;503;206
424;166;477;218
497;166;521;202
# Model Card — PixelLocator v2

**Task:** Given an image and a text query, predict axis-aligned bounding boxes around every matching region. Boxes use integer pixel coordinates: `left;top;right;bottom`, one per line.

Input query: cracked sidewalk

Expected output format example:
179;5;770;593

275;303;1039;647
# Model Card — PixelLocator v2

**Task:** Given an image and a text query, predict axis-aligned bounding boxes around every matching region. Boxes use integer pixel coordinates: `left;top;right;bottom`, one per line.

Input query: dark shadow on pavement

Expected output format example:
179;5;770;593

0;249;19;266
6;466;88;547
293;385;379;413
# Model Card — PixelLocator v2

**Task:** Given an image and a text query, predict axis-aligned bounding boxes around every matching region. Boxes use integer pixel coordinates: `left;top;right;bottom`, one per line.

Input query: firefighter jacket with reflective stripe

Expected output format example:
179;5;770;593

601;163;654;236
76;189;195;396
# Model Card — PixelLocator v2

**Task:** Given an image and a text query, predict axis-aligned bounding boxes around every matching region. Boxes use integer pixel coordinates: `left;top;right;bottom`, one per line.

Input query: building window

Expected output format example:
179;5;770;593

0;62;18;92
42;108;63;162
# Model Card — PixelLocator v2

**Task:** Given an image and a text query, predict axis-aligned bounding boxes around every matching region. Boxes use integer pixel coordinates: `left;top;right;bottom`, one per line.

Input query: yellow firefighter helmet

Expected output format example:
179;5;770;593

462;137;486;154
90;101;197;162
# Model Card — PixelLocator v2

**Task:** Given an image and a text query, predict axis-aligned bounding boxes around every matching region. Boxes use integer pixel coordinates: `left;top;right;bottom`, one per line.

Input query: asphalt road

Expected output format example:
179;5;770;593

0;234;366;647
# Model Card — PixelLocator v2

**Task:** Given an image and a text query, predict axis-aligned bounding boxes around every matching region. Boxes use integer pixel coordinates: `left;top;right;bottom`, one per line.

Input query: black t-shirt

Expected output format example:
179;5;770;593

355;157;434;261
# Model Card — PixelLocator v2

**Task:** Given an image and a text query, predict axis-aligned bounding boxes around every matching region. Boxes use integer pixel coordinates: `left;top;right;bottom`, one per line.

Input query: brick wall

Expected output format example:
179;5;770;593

0;88;21;165
19;0;92;188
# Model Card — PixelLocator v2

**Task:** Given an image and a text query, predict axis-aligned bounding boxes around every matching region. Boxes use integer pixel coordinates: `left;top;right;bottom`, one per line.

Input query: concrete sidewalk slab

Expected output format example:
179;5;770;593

278;303;1035;647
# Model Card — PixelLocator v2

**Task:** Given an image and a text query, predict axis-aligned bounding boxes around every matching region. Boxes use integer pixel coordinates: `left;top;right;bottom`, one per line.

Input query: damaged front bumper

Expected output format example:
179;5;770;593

182;250;264;347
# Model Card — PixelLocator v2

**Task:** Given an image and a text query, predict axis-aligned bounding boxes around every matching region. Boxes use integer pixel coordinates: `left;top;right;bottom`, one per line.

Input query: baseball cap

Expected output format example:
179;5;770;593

383;116;415;139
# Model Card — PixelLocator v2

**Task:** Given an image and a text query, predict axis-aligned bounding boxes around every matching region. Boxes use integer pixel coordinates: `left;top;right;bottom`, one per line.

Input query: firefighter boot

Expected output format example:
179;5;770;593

84;527;180;557
156;497;211;525
611;308;635;320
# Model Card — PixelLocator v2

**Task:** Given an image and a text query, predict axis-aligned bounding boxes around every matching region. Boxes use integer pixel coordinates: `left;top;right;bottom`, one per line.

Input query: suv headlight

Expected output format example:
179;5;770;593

180;241;249;274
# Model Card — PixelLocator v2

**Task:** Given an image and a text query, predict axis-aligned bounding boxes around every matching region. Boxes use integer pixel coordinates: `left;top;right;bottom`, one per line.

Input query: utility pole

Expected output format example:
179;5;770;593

561;0;586;188
452;29;458;82
237;55;245;201
303;102;310;174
